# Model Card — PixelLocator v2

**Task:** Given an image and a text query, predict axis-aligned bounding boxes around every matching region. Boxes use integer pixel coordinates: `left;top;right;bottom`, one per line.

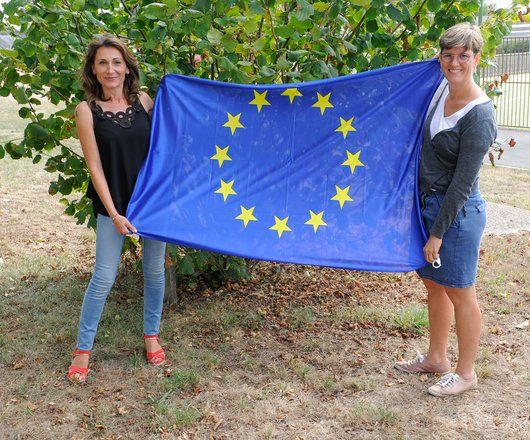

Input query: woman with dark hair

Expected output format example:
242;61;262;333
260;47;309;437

67;35;166;382
394;23;497;396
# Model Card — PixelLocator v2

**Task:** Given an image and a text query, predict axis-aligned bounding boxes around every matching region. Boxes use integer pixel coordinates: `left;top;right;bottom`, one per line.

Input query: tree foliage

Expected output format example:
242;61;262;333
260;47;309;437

0;0;519;283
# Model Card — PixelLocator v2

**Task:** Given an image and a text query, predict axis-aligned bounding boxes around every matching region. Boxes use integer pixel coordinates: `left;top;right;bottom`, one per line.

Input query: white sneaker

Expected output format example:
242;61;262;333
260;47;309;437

428;372;478;397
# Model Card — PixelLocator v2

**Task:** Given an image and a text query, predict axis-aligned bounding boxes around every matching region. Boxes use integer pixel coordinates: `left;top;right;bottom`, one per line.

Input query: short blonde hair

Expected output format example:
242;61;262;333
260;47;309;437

439;23;484;54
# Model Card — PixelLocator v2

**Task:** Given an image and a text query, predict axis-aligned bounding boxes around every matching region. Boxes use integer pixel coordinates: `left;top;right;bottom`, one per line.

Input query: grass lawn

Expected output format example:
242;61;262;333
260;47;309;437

0;97;529;439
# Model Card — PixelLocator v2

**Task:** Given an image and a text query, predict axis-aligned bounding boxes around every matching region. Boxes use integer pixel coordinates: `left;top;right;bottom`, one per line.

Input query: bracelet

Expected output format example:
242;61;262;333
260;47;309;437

111;213;119;222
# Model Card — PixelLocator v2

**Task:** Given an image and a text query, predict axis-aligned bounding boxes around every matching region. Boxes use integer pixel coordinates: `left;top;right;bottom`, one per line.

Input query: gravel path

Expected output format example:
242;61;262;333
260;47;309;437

485;202;530;235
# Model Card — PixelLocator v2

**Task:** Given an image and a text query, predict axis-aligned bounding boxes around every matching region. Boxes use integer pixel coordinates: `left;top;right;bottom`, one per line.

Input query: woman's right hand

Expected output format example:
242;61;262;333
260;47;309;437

112;214;137;235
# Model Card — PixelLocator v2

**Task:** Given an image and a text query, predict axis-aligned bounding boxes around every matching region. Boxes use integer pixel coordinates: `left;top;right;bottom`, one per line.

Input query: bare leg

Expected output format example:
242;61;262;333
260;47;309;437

444;285;481;379
422;278;453;364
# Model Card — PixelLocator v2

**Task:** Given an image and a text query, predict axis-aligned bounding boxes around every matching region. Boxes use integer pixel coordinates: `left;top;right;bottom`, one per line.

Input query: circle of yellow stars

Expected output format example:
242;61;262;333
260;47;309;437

210;88;365;237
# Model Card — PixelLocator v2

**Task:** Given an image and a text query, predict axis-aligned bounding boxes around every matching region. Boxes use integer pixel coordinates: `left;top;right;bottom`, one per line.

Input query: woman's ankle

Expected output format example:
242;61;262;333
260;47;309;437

71;351;90;367
455;367;476;380
426;352;449;365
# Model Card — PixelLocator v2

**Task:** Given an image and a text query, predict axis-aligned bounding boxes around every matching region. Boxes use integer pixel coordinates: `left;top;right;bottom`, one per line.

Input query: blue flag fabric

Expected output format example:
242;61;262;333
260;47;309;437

127;60;443;272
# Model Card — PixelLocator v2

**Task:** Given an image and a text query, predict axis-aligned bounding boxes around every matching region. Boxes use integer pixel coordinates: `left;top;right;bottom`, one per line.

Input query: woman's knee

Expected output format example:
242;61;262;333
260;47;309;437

142;241;166;277
88;264;118;294
445;286;478;307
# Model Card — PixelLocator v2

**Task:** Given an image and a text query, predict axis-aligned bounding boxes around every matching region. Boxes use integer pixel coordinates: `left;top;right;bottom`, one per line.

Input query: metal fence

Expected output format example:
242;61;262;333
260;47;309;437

481;37;530;129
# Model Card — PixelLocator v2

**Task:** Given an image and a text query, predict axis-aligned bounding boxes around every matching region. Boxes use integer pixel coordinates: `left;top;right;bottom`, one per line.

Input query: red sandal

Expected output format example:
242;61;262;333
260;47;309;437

67;349;91;383
144;335;166;366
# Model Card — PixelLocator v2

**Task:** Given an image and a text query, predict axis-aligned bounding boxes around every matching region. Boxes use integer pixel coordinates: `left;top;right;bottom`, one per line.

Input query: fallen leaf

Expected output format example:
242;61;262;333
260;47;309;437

501;73;509;83
116;406;127;416
515;320;528;329
12;361;24;370
508;138;516;148
27;402;38;412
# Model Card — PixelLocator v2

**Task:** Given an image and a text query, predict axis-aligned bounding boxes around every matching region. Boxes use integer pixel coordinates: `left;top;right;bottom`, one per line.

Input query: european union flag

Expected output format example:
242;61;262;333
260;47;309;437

127;60;443;272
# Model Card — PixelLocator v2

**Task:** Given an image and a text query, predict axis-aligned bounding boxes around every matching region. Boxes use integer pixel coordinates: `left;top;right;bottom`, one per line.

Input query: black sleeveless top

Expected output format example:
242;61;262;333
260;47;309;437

86;99;151;217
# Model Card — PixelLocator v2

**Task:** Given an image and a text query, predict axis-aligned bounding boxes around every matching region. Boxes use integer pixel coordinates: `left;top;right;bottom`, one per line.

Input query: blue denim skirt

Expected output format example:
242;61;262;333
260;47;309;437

416;192;486;288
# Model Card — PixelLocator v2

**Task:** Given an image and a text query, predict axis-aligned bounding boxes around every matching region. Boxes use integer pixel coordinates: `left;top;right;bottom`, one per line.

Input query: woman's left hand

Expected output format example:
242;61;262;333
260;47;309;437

112;214;137;235
423;235;442;263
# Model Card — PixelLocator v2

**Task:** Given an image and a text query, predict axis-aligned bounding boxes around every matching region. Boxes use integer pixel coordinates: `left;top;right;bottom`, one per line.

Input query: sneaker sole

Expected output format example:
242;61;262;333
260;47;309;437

428;384;477;397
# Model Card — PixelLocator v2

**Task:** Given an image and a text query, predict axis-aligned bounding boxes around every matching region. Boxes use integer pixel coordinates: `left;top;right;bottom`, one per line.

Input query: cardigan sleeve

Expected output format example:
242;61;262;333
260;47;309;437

430;109;497;238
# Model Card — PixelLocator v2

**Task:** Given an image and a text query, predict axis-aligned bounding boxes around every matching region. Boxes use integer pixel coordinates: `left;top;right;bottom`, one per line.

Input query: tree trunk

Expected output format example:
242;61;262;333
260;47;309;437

164;248;178;305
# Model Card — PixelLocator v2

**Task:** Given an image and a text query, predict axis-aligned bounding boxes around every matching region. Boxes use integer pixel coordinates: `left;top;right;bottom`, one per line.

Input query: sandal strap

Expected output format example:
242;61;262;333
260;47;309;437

146;348;165;360
67;365;89;375
73;349;91;357
143;334;159;340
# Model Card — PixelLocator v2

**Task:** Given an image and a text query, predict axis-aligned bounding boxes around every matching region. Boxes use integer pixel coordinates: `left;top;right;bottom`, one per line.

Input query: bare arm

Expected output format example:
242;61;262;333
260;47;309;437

75;102;137;234
139;91;154;117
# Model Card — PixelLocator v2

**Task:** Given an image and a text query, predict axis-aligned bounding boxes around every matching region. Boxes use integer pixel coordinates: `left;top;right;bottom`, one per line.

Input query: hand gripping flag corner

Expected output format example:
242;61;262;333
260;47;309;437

127;60;443;272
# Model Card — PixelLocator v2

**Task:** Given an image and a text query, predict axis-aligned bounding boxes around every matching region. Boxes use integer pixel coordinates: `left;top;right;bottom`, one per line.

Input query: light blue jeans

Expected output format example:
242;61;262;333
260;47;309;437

76;214;166;350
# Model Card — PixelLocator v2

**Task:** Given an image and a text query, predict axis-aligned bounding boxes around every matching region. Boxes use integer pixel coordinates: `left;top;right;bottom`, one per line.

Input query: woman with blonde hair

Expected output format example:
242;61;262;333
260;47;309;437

67;35;166;382
394;23;497;396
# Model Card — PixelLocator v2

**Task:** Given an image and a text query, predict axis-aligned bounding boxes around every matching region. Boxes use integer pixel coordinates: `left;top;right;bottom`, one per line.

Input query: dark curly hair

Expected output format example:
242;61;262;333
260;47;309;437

80;35;140;105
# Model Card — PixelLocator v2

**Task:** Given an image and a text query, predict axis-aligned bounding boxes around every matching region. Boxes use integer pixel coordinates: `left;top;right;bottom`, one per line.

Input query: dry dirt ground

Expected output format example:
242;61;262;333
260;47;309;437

0;157;528;440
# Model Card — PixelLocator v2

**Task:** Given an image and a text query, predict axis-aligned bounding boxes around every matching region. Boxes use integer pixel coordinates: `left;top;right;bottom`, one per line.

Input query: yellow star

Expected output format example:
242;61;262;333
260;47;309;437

269;216;292;238
235;206;257;227
335;116;356;139
305;210;327;233
312;92;334;115
223;112;244;135
331;185;353;208
215;179;237;202
341;150;364;173
249;90;271;112
210;145;232;168
281;88;302;104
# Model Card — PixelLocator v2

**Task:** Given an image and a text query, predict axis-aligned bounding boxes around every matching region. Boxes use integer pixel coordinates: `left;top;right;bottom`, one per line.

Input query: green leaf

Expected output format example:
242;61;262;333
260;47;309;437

12;87;29;104
142;3;168;20
0;48;18;58
0;145;4;160
313;2;328;12
387;4;403;21
294;0;314;21
26;123;48;139
276;25;293;39
70;0;86;11
207;28;223;45
350;0;372;6
59;178;73;195
18;107;31;119
253;37;267;51
259;66;276;77
179;255;195;275
328;2;341;20
193;0;211;13
427;0;441;11
221;35;237;53
276;54;291;70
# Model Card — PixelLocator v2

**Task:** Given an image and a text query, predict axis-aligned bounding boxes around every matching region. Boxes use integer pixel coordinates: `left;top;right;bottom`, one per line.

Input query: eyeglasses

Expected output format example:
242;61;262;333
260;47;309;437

440;53;474;63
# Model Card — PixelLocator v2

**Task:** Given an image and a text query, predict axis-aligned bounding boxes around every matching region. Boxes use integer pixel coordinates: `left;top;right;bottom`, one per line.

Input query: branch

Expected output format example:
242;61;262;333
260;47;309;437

62;0;85;46
382;0;435;60
120;0;149;42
